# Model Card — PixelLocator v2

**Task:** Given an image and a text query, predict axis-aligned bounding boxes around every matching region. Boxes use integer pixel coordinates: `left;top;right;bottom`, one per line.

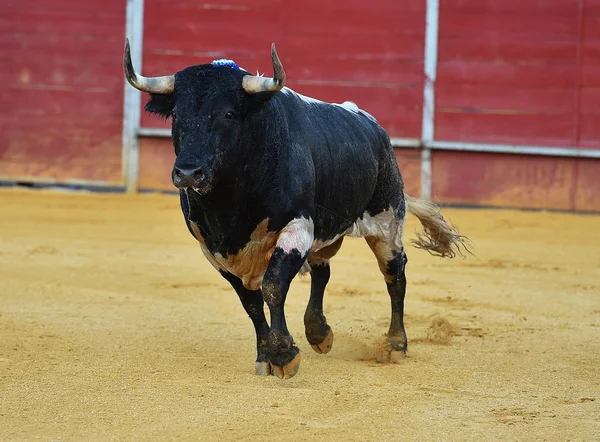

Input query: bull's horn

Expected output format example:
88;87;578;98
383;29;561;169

123;39;175;94
242;43;286;94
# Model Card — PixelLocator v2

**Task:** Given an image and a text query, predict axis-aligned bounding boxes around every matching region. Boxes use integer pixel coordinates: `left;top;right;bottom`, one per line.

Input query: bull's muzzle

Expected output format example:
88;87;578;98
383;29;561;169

172;166;205;189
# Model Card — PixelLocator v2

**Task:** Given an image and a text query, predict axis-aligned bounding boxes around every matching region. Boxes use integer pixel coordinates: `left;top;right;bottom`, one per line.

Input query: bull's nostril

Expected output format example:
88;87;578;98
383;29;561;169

174;168;184;178
193;169;204;180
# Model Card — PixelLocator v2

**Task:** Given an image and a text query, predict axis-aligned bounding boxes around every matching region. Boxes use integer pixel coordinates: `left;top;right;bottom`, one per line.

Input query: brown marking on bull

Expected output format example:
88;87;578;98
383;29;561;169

365;236;396;284
307;237;344;267
190;219;278;290
189;220;204;244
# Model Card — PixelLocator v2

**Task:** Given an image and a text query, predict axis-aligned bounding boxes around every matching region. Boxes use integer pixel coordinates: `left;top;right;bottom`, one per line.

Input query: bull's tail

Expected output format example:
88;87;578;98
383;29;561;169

405;193;471;258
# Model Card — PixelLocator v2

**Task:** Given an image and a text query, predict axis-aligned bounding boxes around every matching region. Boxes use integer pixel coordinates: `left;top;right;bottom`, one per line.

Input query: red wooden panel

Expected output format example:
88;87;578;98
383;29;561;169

579;115;600;147
580;89;600;115
282;5;425;38
440;0;579;13
0;0;125;184
437;85;577;114
586;0;600;11
438;11;579;40
579;88;600;146
581;43;600;89
141;0;425;142
439;38;578;64
139;138;175;191
580;22;600;148
435;112;576;147
437;62;578;89
1;9;124;37
583;6;600;40
574;159;600;211
431;151;578;210
436;0;585;148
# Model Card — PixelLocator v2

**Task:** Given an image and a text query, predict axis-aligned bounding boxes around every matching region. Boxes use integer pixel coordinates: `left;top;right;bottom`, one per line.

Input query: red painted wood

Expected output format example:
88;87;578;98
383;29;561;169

437;62;579;89
435;112;576;147
440;0;579;13
141;0;425;140
139;138;176;190
137;0;599;212
437;85;577;114
0;0;126;184
583;7;600;39
574;159;600;211
436;0;600;152
431;151;578;211
439;11;579;40
439;38;578;65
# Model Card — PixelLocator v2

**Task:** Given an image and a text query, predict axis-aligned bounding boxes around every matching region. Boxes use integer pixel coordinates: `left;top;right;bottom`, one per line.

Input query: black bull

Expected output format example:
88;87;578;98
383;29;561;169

124;41;469;379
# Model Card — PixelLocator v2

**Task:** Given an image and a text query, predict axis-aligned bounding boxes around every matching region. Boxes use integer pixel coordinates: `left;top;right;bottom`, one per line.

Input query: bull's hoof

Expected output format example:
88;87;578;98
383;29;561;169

310;328;334;354
376;339;407;364
255;361;272;376
376;348;406;363
271;352;302;379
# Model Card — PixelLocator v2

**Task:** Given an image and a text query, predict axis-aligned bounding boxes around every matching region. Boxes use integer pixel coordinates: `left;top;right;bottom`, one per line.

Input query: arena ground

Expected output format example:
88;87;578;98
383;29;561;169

0;188;598;440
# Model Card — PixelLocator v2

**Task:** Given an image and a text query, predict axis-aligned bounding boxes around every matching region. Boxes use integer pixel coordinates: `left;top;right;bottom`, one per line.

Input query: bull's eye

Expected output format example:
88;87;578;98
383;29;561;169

224;111;234;120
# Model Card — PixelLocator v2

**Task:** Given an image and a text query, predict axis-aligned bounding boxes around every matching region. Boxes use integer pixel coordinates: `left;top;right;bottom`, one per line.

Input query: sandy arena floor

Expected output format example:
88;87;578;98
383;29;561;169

0;188;599;440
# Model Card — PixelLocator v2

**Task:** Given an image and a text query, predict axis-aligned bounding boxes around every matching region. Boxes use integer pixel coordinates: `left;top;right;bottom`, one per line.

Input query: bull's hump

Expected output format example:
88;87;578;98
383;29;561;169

280;87;378;123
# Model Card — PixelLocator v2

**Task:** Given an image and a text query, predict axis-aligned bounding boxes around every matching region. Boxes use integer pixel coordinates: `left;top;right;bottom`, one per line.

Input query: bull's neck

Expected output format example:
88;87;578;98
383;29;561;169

185;140;281;233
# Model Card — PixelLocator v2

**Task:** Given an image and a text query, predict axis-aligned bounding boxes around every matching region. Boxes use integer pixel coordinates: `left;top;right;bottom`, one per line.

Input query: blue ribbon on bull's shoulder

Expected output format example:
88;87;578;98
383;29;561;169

211;59;240;69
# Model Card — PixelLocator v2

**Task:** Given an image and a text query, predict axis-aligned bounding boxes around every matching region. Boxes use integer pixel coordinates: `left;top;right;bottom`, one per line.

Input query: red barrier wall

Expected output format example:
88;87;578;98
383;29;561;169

2;1;597;211
433;0;599;211
139;0;426;190
0;0;126;185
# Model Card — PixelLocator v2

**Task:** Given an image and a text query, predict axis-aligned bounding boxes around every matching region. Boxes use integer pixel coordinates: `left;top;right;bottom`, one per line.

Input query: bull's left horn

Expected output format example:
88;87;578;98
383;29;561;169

242;43;286;94
123;39;175;94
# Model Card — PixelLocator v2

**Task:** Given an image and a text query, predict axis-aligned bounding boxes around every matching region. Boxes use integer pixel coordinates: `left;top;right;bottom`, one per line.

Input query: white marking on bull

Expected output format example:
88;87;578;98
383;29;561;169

346;208;405;251
276;217;315;256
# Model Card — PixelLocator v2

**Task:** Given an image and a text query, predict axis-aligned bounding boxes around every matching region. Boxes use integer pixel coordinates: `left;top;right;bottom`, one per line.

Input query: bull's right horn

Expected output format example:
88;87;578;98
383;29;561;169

123;39;175;94
242;43;286;94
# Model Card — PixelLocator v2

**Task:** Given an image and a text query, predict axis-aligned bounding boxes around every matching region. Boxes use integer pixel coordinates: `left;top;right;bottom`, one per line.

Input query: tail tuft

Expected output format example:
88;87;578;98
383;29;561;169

405;194;472;258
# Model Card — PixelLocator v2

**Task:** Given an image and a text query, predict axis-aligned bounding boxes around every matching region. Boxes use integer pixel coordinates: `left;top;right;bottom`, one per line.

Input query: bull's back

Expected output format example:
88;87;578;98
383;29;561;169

278;89;396;241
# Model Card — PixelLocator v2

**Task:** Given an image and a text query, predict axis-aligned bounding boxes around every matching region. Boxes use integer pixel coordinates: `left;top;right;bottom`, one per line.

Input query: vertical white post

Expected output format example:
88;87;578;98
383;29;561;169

421;0;439;200
122;0;144;193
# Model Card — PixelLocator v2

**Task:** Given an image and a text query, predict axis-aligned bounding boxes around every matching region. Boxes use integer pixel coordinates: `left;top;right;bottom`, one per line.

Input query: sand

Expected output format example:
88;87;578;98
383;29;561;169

1;188;599;440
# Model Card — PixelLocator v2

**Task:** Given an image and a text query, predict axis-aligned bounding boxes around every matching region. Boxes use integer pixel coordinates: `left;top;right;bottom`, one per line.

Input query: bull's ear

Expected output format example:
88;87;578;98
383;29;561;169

145;93;176;119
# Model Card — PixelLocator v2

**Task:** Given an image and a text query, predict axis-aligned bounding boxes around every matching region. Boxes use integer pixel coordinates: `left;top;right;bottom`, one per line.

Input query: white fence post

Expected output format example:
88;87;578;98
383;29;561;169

421;0;440;200
122;0;145;193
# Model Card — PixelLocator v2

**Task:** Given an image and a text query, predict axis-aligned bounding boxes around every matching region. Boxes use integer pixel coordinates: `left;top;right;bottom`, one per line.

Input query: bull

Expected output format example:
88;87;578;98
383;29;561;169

123;41;468;379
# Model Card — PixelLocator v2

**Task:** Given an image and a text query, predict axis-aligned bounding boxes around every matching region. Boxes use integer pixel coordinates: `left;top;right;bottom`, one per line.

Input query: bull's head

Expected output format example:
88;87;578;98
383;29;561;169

123;40;286;192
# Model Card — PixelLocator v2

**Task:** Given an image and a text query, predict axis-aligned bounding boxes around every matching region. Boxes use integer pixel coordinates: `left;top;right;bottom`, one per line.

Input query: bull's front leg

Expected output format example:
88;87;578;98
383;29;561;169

219;271;272;376
262;216;314;379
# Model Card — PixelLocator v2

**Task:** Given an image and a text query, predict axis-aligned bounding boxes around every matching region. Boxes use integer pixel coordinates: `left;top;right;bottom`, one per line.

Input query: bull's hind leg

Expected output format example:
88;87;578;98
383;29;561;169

365;224;408;363
304;237;344;354
220;271;272;376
